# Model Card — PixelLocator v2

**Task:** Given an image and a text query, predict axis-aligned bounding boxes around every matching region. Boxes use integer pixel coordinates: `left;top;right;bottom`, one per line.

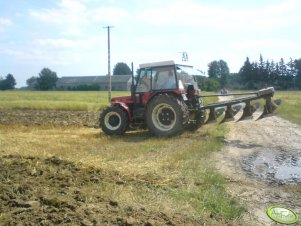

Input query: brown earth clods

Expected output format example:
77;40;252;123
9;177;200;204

0;155;201;226
0;109;100;128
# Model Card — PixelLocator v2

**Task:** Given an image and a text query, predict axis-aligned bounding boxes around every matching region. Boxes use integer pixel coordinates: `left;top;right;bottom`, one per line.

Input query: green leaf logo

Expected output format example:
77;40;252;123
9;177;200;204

267;206;299;225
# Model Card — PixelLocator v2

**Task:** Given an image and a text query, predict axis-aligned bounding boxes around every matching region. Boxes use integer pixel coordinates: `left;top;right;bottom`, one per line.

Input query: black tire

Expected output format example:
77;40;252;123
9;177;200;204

146;95;188;137
100;106;128;135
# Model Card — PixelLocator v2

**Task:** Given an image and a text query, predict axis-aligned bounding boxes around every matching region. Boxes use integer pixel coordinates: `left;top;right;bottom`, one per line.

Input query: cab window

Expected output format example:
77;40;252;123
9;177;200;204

176;66;198;89
136;69;153;92
152;66;177;90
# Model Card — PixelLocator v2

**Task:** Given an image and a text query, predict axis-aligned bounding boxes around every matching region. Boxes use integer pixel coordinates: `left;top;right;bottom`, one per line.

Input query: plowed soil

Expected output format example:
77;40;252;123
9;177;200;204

0;155;201;226
0;109;100;127
2;104;301;225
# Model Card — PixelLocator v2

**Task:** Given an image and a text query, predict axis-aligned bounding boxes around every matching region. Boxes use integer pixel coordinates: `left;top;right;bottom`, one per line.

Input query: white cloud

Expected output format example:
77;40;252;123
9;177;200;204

35;38;81;48
58;0;87;12
29;0;88;37
92;7;129;24
0;18;12;26
234;39;297;50
29;0;87;24
0;18;12;32
29;0;129;36
34;35;105;49
1;34;106;69
139;0;301;32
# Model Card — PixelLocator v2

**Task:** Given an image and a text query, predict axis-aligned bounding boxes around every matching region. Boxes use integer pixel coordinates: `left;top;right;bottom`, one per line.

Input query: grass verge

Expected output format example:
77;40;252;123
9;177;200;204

274;91;301;125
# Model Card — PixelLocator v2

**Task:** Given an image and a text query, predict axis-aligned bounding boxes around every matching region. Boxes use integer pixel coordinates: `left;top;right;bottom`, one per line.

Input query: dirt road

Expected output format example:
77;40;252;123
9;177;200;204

214;104;301;225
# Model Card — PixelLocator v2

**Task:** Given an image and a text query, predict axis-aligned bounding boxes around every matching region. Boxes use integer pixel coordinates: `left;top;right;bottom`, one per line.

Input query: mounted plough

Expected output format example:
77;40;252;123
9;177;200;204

199;87;281;124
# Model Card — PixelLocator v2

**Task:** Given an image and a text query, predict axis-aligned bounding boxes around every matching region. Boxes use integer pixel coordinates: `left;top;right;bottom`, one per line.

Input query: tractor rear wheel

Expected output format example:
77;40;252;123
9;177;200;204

100;106;128;135
146;95;188;136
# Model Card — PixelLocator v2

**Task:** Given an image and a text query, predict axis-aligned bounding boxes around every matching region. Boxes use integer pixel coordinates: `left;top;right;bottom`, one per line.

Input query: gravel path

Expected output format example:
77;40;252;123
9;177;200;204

213;99;301;225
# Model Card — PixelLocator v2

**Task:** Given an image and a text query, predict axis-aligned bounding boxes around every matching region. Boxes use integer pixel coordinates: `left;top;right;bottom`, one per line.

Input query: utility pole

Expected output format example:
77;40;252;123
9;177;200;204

103;26;114;103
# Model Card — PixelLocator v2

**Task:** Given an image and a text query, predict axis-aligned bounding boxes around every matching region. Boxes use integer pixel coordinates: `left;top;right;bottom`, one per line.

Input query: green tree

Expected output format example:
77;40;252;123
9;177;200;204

286;58;297;89
258;54;266;82
278;58;288;89
208;60;230;87
26;76;38;90
238;57;254;88
36;68;58;90
208;61;219;79
204;78;221;91
0;74;16;90
194;75;206;90
218;60;230;87
295;59;301;89
113;62;132;75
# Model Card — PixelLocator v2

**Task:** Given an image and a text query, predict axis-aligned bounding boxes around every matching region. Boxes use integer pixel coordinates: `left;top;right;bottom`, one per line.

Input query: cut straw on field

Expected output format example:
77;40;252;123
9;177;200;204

0;122;244;224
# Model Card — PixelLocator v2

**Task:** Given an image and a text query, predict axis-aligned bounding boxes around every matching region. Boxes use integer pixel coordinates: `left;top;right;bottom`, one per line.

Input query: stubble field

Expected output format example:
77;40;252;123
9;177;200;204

0;90;244;225
0;90;300;225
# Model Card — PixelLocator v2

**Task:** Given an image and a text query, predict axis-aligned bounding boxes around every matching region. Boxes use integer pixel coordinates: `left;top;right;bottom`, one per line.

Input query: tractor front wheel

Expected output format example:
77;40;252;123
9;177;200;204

100;106;128;135
146;95;188;136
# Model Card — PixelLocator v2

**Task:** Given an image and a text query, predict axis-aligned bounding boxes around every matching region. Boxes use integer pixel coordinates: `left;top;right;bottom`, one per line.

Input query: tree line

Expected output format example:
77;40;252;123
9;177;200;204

238;55;301;90
197;55;301;91
2;58;301;91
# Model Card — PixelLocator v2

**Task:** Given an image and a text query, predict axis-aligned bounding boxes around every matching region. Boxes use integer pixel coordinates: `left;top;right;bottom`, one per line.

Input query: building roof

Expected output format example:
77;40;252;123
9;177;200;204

57;75;131;86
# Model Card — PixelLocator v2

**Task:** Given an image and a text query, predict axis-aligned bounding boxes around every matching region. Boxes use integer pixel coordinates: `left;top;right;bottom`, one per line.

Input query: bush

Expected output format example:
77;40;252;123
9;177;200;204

204;78;221;92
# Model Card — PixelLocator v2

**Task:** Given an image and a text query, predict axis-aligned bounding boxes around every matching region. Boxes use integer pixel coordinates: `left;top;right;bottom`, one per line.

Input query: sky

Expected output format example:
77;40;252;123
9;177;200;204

0;0;301;87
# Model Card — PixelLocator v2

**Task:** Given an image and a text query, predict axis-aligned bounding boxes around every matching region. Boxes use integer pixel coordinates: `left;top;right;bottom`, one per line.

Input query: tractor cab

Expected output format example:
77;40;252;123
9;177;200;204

135;60;199;95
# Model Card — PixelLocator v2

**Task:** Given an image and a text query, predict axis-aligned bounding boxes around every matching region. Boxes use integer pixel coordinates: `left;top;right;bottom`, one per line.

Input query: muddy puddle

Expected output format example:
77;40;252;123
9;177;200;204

241;148;301;184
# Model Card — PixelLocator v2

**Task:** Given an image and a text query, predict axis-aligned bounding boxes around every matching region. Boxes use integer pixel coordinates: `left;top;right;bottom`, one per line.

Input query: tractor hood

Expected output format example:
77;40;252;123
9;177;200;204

111;95;133;104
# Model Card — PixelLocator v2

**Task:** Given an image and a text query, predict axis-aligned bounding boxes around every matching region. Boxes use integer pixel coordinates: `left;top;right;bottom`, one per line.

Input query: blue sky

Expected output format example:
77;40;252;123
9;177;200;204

1;0;301;87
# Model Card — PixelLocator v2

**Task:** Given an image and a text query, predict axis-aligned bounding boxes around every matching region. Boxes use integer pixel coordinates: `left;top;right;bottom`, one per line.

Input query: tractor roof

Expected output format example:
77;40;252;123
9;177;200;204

139;60;193;69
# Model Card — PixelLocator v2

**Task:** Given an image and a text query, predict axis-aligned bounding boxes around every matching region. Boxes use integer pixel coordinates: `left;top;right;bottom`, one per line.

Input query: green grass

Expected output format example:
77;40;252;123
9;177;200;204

168;124;244;221
0;90;218;111
0;91;129;111
274;91;301;125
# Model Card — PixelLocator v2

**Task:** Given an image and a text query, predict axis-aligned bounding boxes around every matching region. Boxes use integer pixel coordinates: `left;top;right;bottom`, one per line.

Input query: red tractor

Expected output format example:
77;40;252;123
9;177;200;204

100;60;279;136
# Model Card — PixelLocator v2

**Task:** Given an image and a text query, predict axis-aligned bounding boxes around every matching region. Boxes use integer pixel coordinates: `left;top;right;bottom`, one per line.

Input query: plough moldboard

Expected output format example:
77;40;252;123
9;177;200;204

199;87;281;124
